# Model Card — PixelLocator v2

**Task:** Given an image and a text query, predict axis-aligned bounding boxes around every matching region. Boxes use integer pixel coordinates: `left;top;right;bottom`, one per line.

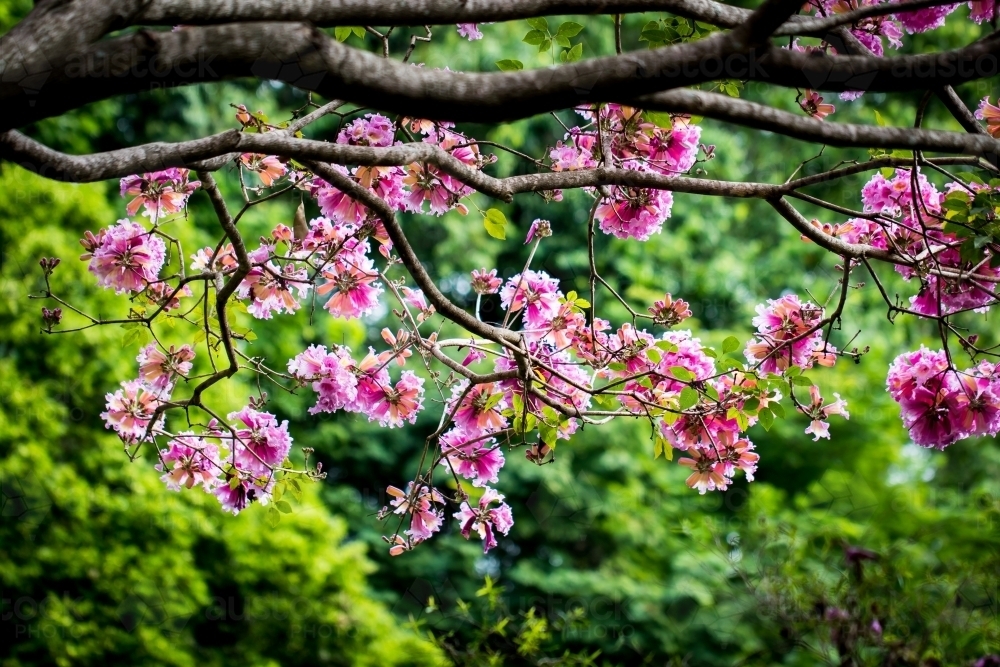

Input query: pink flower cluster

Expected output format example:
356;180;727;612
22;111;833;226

840;169;999;317
287;344;425;428
550;105;702;241
887;348;1000;449
80;220;166;294
454;488;514;553
102;343;196;443
155;407;292;514
309;114;486;222
120;168;200;218
745;295;837;373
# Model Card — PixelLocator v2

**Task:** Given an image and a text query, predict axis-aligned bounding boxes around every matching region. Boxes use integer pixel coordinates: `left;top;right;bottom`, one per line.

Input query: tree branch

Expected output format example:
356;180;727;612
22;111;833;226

3;20;997;131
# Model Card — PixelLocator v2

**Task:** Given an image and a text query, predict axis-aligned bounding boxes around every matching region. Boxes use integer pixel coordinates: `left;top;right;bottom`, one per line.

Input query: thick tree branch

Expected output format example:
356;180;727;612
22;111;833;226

128;0;959;37
3;20;998;131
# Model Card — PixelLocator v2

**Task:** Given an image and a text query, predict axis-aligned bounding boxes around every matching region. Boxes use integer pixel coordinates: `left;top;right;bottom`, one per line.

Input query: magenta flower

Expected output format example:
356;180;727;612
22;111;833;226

388;483;445;543
440;428;505;487
500;270;562;329
449;381;507;434
101;379;167;441
969;0;997;23
317;258;383;319
240;153;287;187
798;385;850;441
228;406;293;467
368;371;425;428
648;293;692;327
453;487;514;553
975;96;1000;138
156;432;220;490
288;344;360;415
137;343;195;391
892;1;958;33
81;220;166;294
456;23;484;40
595;163;673;241
120;168;199;218
799;90;835;120
337;113;396;147
237;246;310;319
744;294;829;373
470;268;502;295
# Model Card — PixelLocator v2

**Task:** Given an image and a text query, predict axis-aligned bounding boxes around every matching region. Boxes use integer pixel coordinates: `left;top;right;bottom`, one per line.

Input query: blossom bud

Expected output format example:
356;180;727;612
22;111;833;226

41;307;63;329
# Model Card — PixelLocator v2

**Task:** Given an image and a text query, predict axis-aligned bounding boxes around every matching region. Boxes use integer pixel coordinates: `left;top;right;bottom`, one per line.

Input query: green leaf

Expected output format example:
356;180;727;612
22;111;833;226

352;26;366;38
655;340;679;352
758;408;774;431
554;34;571;48
266;507;281;527
880;167;895;179
495;59;524;71
722;336;740;354
653;434;663;459
274;500;293;514
539;39;551;52
646;348;662;364
670;366;694;382
564;43;583;62
679;387;699;410
523;29;547;45
557;21;584;37
526;17;549;32
874;109;886;127
484;208;507;240
769;401;786;419
122;329;143;347
791;375;813;387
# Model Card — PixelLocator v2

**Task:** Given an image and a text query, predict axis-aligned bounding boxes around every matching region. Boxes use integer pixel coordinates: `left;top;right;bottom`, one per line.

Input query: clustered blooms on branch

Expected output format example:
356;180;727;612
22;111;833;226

807;163;1000;448
35;2;1000;557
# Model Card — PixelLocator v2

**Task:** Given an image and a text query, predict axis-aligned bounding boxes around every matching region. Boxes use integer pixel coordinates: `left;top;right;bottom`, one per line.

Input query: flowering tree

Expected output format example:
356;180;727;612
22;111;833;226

3;0;1000;556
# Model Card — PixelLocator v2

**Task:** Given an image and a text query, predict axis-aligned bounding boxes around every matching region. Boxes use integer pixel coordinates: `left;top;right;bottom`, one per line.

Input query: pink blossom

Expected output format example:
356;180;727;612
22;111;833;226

629;115;701;174
678;449;729;494
975;97;1000;138
156;433;220;490
237;247;311;319
453;487;514;553
101;379;167;440
744;295;829;373
440;429;505;487
798;385;850;441
337;113;396;147
214;471;274;515
368;371;425;428
595;163;673;241
120;168;199;218
456;23;484;40
860;168;942;217
228;406;293;467
240;153;287;186
969;0;997;23
388;483;445;543
648;293;692;327
799;90;835;120
137;343;195;391
500;270;563;329
449;381;507;434
471;268;503;294
893;1;958;33
287;344;360;415
81;220;166;294
317;258;383;319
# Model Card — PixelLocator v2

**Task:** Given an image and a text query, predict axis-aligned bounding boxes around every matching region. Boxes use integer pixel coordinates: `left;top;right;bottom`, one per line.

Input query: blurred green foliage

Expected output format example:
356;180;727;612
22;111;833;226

2;6;999;667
